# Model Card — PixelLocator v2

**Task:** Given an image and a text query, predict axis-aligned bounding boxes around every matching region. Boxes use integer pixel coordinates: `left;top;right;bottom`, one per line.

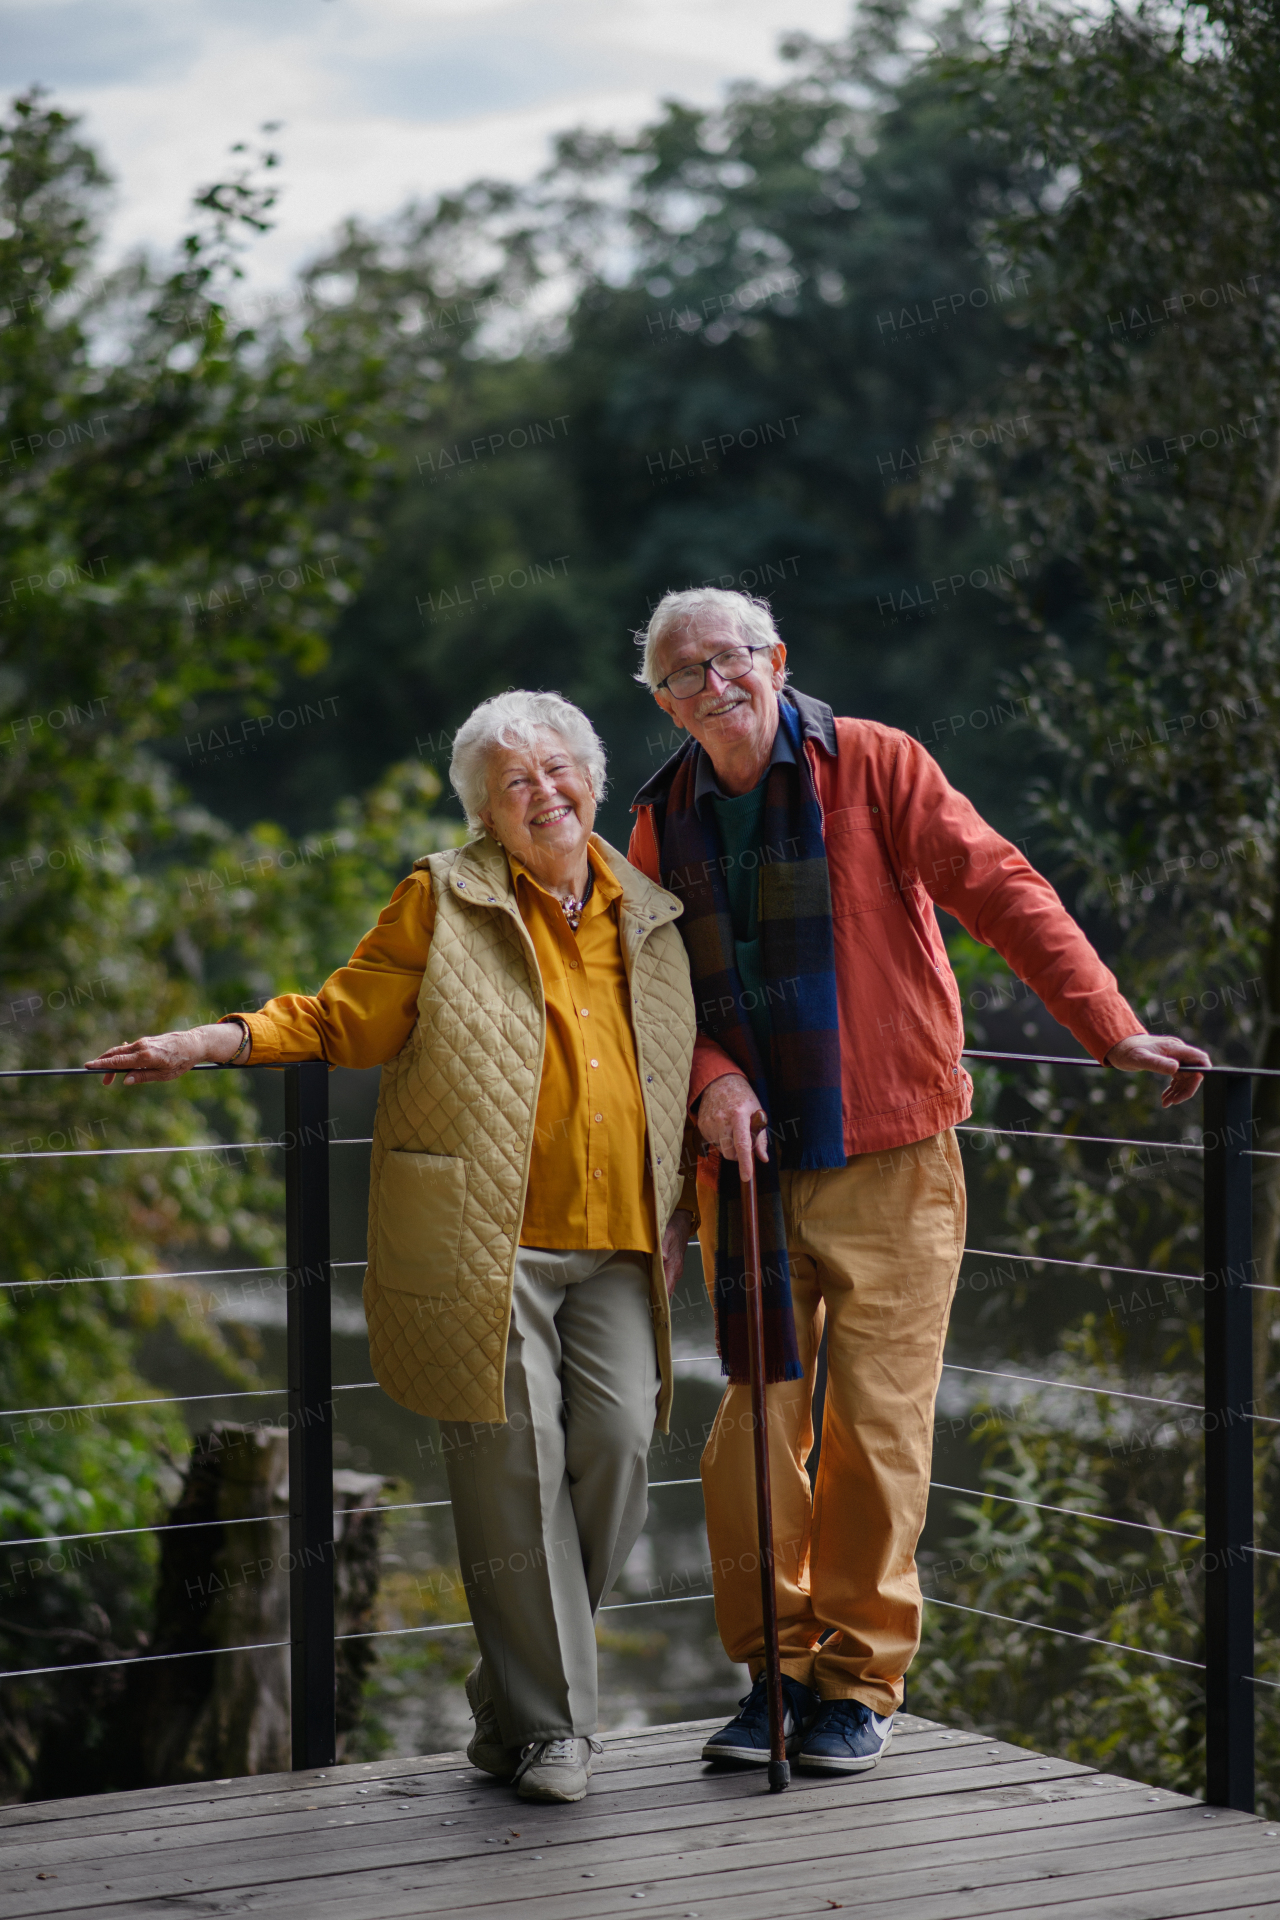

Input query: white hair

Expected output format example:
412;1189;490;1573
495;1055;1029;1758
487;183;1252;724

634;586;787;691
448;689;608;831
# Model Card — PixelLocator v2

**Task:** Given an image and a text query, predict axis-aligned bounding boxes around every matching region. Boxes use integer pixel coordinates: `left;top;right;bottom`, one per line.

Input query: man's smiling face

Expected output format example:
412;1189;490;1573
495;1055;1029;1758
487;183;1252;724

652;609;787;777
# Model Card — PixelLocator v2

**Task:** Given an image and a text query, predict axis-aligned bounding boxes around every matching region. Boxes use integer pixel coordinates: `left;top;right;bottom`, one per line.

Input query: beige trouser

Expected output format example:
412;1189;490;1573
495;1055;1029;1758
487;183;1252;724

698;1130;965;1717
440;1246;658;1748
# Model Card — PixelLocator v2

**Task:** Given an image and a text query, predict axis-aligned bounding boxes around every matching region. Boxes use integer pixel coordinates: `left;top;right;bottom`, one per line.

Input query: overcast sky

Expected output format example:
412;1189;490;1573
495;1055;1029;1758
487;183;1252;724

2;0;853;294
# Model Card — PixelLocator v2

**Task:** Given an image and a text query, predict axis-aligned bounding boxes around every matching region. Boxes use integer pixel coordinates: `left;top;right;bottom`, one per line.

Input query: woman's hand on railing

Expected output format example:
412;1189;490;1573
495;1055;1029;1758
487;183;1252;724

1104;1032;1211;1107
85;1021;248;1085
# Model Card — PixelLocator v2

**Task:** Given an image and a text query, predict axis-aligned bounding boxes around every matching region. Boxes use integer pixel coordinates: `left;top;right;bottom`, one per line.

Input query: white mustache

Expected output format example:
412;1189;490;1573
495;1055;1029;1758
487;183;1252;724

696;692;749;719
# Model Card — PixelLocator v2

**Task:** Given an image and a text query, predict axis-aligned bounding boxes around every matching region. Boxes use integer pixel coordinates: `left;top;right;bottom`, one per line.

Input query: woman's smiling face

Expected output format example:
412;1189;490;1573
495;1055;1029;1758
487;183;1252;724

479;726;596;882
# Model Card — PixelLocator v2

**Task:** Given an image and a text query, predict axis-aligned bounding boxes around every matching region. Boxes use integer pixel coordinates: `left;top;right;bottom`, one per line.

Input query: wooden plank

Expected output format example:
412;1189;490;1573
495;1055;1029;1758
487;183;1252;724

0;1729;735;1848
0;1745;989;1871
452;1842;1280;1920
0;1748;1093;1893
0;1775;1150;1894
13;1812;1276;1920
4;1717;1271;1920
211;1808;1275;1920
0;1718;799;1840
622;1870;1280;1920
0;1715;946;1836
101;1798;1262;1920
0;1732;1040;1866
0;1773;1244;1920
251;1838;1280;1920
0;1749;463;1830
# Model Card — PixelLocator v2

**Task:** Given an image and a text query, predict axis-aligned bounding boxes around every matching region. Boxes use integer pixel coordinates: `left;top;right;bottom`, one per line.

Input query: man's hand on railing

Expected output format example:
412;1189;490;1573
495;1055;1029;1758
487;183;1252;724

85;1021;248;1085
1104;1032;1211;1107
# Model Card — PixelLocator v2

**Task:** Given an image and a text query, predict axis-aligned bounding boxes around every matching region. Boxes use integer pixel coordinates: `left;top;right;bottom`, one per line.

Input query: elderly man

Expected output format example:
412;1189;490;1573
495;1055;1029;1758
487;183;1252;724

628;586;1208;1775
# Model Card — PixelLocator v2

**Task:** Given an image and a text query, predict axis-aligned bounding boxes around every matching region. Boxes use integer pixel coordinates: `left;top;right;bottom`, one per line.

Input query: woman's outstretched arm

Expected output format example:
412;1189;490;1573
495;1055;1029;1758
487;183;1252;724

86;1019;249;1084
86;872;437;1083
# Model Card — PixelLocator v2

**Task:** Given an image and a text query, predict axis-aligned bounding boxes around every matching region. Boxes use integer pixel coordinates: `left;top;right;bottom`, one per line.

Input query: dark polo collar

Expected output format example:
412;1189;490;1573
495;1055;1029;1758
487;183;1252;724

630;685;837;814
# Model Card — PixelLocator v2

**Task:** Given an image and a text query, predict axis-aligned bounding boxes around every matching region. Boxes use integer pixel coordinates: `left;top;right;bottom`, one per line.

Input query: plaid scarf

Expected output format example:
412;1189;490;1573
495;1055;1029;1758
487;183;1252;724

657;697;844;1384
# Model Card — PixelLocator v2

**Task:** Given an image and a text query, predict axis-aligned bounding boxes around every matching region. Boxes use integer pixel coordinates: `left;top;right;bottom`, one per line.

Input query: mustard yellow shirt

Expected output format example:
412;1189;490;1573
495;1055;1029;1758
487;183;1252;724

231;842;657;1254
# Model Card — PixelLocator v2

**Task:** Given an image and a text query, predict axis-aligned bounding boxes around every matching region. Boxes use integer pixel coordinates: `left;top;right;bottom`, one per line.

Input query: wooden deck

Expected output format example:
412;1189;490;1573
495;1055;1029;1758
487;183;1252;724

1;1713;1276;1919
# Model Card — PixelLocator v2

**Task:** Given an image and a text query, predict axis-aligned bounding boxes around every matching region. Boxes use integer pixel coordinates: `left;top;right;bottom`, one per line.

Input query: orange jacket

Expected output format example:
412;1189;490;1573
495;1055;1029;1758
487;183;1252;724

627;690;1142;1158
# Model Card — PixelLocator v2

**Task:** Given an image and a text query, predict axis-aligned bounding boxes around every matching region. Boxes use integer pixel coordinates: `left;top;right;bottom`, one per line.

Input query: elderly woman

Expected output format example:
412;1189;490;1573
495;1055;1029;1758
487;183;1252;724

86;690;696;1805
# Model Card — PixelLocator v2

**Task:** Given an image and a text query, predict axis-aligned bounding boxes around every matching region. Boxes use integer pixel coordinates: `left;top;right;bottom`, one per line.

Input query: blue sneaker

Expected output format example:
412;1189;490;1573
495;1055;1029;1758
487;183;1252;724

701;1674;818;1767
796;1699;895;1773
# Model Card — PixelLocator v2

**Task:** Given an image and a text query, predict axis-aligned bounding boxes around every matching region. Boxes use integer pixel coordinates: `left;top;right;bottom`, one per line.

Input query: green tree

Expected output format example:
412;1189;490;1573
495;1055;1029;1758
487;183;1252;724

175;18;1046;847
907;0;1280;1804
0;95;455;1795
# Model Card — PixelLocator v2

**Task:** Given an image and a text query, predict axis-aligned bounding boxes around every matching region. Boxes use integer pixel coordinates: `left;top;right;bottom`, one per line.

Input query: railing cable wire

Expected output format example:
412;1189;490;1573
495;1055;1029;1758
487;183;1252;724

0;1639;291;1683
931;1482;1203;1542
925;1597;1205;1669
958;1125;1202;1153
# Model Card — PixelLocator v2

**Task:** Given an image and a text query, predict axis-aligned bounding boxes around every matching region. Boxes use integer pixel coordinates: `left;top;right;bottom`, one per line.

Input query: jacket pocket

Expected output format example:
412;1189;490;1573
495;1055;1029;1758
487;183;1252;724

822;805;900;916
376;1150;467;1297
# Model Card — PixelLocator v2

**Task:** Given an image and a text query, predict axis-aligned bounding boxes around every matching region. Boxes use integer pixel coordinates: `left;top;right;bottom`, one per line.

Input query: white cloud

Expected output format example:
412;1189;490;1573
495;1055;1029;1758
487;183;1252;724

0;0;852;292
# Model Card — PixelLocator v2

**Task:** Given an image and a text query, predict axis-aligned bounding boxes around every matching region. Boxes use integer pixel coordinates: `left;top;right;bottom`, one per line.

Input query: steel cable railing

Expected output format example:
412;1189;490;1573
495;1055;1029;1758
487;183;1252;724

954;1049;1264;1807
958;1123;1204;1152
0;1050;1271;1809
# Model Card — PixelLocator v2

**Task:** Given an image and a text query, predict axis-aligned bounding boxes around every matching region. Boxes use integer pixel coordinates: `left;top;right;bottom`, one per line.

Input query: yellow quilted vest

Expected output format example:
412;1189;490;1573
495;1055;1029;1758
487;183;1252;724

362;832;694;1431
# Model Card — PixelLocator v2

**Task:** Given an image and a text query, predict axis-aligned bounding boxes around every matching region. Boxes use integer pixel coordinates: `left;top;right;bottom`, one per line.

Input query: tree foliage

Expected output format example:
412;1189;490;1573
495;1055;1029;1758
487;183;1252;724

0;95;456;1793
909;0;1280;1804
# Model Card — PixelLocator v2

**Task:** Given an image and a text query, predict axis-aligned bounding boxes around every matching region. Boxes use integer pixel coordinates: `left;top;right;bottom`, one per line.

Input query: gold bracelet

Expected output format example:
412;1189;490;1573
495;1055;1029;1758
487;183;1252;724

227;1020;251;1065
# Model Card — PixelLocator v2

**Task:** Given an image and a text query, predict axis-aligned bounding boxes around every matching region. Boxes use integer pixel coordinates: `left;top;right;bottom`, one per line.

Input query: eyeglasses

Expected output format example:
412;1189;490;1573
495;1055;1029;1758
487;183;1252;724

655;643;772;700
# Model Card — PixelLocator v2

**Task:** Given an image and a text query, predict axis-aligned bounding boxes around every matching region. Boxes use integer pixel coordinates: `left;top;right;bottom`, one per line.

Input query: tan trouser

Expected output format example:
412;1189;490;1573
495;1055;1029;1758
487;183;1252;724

440;1246;657;1747
698;1131;965;1717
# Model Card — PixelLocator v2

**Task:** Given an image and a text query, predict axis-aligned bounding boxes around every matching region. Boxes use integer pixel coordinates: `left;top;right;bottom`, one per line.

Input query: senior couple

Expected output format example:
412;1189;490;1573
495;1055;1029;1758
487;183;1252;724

90;589;1208;1804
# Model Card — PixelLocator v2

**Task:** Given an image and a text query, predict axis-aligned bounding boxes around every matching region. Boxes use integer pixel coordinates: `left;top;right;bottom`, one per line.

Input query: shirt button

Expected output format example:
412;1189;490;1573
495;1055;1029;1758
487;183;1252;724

594;1113;603;1123
580;1007;589;1017
592;1168;602;1180
569;960;579;970
590;1058;599;1069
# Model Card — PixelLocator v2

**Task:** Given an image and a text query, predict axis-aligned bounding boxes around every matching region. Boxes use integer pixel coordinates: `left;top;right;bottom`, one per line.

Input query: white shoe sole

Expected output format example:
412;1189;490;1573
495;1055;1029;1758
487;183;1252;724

701;1740;772;1766
795;1729;893;1774
702;1733;805;1767
516;1771;590;1803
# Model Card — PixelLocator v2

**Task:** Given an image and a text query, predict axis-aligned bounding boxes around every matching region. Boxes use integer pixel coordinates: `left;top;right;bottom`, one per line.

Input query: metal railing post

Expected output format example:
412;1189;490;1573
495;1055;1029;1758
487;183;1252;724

284;1061;336;1771
1202;1069;1254;1812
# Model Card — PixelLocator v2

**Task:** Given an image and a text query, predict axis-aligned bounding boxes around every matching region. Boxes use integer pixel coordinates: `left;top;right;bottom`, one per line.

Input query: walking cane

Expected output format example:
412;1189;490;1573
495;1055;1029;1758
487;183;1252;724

740;1114;789;1792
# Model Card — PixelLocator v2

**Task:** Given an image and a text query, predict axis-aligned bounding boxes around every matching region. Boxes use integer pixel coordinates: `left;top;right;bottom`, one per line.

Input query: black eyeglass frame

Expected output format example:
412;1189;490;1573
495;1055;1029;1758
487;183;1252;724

654;642;774;699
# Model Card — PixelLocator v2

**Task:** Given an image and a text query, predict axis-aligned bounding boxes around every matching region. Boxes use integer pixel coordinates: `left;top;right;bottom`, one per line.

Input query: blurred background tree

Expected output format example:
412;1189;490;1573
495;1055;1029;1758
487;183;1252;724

901;0;1280;1807
0;94;457;1793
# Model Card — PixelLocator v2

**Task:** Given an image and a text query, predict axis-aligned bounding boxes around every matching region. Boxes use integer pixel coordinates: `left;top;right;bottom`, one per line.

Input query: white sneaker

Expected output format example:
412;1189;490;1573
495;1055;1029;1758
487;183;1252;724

514;1735;602;1803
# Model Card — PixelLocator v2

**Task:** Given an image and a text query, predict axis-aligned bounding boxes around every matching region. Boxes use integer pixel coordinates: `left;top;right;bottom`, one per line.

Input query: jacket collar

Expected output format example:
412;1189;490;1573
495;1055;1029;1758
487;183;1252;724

786;685;838;757
629;684;837;813
445;830;517;906
443;829;682;927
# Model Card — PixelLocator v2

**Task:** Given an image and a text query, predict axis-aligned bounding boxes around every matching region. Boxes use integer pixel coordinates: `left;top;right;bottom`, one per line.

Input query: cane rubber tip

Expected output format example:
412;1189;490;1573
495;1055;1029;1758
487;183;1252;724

768;1760;790;1792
